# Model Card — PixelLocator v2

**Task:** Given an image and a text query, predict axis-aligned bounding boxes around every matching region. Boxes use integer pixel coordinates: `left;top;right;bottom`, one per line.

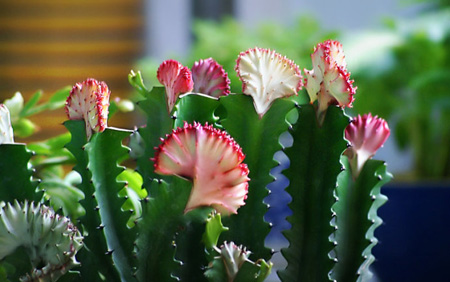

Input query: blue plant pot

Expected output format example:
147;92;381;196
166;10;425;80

372;183;450;282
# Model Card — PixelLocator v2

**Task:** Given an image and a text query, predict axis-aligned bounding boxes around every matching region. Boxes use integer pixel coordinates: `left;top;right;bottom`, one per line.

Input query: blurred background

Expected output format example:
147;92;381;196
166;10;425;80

0;0;449;281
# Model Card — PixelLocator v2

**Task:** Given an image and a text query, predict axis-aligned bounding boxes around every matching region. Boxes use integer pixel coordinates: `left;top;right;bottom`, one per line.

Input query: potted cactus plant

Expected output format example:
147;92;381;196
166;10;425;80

0;39;391;281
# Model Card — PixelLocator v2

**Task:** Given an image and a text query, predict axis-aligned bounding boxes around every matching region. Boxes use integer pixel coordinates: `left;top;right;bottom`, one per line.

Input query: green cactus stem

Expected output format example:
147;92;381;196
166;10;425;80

0;144;41;203
279;104;349;282
331;157;391;282
64;120;121;281
219;94;296;261
129;72;174;187
174;93;221;128
0;201;82;282
84;126;136;281
135;177;192;281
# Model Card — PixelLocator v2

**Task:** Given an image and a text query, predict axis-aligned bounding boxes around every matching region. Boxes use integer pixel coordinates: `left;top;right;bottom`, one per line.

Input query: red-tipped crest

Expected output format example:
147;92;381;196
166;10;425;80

304;40;356;123
153;122;249;215
344;113;390;177
192;58;231;97
65;78;110;140
157;59;194;113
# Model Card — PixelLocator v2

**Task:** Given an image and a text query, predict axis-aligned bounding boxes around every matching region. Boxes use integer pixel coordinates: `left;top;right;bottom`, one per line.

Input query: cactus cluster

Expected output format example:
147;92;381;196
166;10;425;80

0;39;391;281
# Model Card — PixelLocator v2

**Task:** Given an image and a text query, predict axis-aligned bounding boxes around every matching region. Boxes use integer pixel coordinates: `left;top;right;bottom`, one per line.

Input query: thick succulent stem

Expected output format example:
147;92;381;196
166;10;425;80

331;157;391;282
0;144;41;203
65;120;121;281
219;94;296;261
135;177;192;281
84;127;136;281
132;85;174;187
279;104;349;282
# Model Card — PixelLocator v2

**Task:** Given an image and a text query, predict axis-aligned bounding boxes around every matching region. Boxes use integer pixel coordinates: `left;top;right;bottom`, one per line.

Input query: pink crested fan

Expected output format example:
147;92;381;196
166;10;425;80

304;40;356;124
236;47;303;117
344;113;390;177
153;122;249;215
65;78;111;140
157;59;194;113
192;58;230;97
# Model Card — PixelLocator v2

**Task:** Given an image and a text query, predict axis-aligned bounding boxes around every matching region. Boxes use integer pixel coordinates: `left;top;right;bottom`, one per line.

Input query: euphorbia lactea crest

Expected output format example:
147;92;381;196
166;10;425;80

153;122;249;215
0;104;14;144
65;78;110;140
192;58;231;97
304;40;356;124
236;47;303;117
344;113;390;177
157;59;194;113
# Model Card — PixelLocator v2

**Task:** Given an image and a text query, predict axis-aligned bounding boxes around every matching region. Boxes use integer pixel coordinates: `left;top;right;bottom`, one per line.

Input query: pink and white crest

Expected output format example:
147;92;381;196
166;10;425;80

153;122;249;215
157;59;194;113
304;40;356;123
235;47;303;117
344;113;390;177
192;58;230;97
65;78;110;140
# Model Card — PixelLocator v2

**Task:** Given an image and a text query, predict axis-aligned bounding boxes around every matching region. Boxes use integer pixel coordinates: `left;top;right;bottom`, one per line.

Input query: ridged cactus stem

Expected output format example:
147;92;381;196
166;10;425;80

84;127;136;281
218;95;295;261
279;104;349;282
135;177;192;281
0;144;41;203
65;120;121;281
331;157;391;281
132;85;174;186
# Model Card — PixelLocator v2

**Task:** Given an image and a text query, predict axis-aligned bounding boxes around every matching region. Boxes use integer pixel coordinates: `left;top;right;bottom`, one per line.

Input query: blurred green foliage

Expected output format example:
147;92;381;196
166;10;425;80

137;16;338;93
350;8;450;179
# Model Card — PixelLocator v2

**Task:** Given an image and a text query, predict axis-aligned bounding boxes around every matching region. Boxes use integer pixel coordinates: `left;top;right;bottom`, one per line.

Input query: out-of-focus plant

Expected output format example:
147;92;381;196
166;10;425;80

136;16;338;95
348;8;450;179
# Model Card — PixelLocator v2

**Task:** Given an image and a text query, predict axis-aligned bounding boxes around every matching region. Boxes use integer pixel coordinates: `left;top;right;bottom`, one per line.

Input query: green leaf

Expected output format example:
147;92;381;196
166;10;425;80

0;144;41;203
331;157;391;282
118;169;146;228
85;127;136;282
21;90;43;117
279;104;349;282
12;118;36;138
203;212;229;251
23;86;71;116
64;120;121;281
219;94;296;260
